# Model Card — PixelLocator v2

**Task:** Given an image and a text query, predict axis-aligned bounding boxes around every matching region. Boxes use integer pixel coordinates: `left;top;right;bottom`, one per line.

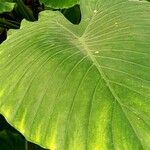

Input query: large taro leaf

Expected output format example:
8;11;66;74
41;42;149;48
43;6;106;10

0;0;150;149
40;0;79;9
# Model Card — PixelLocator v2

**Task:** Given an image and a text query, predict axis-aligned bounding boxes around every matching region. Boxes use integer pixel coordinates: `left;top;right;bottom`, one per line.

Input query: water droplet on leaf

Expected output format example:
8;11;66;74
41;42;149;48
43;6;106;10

95;51;99;54
94;10;98;13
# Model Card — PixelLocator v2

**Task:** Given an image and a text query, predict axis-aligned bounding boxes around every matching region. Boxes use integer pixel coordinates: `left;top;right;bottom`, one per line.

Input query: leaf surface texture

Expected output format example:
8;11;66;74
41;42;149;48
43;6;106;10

0;0;150;149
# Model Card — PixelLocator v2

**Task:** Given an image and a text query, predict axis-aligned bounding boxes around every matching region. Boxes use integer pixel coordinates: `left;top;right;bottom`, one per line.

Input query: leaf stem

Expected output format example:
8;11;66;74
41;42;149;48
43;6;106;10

14;0;36;21
0;18;20;29
25;140;28;150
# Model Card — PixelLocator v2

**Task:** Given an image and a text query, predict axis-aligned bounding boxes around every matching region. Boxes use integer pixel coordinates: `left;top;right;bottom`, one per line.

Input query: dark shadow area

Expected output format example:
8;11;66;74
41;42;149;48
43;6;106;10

61;4;81;25
0;1;81;44
0;114;49;150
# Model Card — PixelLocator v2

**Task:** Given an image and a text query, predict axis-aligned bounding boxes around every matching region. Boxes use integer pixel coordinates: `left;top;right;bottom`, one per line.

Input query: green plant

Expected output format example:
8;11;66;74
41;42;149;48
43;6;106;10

0;0;150;150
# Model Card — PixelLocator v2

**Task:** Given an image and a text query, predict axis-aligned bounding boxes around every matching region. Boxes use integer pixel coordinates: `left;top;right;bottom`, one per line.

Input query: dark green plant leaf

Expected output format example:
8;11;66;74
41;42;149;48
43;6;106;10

0;2;14;13
0;0;14;2
0;0;150;149
0;18;20;29
41;0;79;9
13;0;36;21
61;4;81;24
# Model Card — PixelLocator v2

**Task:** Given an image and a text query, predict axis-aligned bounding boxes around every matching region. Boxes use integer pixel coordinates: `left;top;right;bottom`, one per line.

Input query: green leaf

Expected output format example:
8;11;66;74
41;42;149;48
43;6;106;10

13;0;36;21
0;18;20;29
0;114;47;150
0;0;150;149
41;0;79;9
0;0;14;2
61;4;81;24
0;2;14;13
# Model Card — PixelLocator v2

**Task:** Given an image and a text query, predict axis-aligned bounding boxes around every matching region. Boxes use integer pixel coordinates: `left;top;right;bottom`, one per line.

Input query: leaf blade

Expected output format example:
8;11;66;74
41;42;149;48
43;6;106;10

0;0;150;149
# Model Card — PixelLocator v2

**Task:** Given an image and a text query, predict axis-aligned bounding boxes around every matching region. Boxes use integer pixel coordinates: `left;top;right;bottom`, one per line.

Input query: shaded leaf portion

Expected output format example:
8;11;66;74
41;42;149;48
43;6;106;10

61;4;81;24
0;130;25;150
41;0;79;9
0;2;14;13
13;0;36;21
0;114;25;150
0;0;14;2
0;114;48;150
0;0;43;44
0;0;150;150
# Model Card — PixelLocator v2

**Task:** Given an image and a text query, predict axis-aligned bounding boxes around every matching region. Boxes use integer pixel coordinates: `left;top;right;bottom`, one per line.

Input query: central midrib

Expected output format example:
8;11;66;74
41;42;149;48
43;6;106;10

57;19;144;148
78;37;144;148
79;37;119;103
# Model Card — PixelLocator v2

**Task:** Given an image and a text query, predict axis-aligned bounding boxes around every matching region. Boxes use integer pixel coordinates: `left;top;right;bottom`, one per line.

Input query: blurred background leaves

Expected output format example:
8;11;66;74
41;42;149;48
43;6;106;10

0;0;81;43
